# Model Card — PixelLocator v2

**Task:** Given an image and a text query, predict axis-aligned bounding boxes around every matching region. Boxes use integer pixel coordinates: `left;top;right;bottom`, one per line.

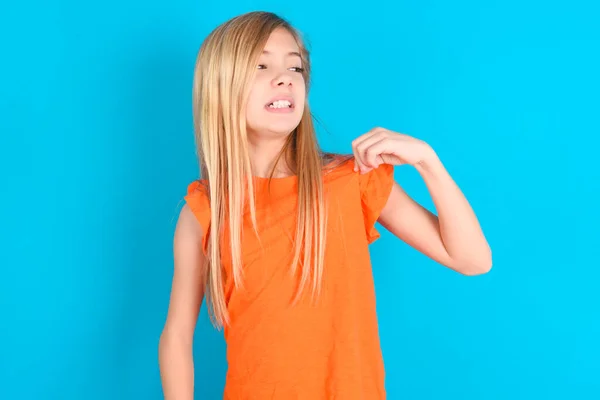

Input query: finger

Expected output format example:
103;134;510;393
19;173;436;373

352;127;387;172
351;132;372;171
351;141;362;172
363;140;394;169
362;138;388;169
356;133;387;169
380;153;403;165
354;140;369;172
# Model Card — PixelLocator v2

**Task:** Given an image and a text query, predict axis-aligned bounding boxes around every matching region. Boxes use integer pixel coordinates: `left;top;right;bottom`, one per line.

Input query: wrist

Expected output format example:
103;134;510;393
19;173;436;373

415;145;443;174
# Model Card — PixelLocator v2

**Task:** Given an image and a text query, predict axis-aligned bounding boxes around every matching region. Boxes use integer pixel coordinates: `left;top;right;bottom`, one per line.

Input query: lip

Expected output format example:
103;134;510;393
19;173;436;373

265;95;295;108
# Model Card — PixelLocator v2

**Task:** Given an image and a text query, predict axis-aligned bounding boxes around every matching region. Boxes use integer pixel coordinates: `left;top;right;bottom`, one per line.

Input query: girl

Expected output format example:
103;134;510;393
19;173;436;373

159;11;491;400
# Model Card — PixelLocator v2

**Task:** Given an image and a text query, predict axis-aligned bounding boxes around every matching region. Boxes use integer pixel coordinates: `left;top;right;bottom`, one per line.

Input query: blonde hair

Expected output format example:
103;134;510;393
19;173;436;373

192;11;337;328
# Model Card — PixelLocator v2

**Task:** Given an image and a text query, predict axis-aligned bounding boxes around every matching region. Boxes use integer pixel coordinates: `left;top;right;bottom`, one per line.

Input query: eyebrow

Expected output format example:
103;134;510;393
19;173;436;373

262;50;302;58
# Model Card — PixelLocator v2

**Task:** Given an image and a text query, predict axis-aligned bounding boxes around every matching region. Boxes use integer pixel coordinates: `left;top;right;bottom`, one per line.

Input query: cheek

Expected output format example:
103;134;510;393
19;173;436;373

295;79;307;103
245;89;261;117
246;79;267;111
296;89;306;112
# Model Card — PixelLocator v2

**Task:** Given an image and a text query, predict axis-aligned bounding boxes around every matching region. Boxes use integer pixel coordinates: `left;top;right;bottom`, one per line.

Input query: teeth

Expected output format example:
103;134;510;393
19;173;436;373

268;100;292;108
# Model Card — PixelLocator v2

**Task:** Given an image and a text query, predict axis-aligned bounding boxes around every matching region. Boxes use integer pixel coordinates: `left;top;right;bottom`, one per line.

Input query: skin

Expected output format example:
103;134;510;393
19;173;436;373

159;203;204;400
245;27;306;178
159;26;491;400
158;28;307;400
352;128;492;276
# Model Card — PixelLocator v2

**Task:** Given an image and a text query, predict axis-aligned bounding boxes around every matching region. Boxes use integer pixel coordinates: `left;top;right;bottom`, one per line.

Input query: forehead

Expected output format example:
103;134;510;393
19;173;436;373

262;28;300;53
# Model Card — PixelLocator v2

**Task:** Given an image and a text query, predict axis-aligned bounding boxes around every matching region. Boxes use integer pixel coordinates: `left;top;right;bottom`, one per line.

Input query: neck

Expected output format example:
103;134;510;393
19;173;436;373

247;132;294;178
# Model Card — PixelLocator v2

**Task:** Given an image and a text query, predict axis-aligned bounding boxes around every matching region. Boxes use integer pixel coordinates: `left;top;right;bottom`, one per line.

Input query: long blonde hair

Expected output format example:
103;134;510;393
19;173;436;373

192;11;333;328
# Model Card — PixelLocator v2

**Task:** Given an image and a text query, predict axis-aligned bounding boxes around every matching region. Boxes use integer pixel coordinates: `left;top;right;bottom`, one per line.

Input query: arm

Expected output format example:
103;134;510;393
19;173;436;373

378;152;492;275
351;127;491;276
159;204;207;399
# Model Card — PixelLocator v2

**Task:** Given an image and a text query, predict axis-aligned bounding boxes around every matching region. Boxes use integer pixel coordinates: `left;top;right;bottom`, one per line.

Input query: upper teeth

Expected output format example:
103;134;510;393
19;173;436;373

269;100;291;108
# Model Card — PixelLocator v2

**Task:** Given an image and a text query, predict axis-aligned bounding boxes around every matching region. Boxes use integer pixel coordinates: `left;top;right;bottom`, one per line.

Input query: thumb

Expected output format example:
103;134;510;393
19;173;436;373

379;153;405;166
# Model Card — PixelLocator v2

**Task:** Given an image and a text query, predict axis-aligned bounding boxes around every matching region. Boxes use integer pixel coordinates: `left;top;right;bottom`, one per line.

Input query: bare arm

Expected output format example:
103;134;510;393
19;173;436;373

378;154;492;276
159;204;207;399
351;127;491;275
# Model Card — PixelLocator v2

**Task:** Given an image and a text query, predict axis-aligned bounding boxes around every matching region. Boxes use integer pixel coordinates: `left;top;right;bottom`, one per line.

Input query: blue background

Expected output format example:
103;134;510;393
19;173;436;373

1;0;598;399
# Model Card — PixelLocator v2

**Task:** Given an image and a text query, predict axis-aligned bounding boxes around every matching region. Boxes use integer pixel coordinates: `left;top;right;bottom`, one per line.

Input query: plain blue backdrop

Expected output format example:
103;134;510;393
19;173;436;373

1;0;598;399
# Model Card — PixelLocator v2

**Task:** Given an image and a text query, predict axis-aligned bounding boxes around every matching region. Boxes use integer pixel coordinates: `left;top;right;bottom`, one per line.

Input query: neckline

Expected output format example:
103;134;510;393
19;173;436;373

250;156;353;187
252;174;297;185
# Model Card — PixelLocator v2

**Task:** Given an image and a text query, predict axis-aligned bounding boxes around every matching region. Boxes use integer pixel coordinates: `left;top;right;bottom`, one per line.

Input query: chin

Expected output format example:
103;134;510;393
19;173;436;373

249;121;301;138
265;125;298;137
269;117;302;134
247;111;303;138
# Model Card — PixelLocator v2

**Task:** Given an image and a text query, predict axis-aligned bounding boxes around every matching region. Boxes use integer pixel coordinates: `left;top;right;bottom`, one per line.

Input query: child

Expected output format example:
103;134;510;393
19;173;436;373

159;11;491;400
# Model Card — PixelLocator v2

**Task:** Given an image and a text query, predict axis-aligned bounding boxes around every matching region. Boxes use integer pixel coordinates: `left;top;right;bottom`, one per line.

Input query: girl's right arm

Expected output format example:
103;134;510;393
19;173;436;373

159;204;207;400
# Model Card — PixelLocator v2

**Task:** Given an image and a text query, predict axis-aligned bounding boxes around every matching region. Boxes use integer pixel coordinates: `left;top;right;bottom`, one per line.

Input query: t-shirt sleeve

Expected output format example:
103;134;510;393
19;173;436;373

358;163;395;244
183;180;211;254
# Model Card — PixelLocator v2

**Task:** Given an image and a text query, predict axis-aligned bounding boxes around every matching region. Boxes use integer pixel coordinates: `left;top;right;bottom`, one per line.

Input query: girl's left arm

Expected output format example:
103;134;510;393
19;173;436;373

352;127;492;276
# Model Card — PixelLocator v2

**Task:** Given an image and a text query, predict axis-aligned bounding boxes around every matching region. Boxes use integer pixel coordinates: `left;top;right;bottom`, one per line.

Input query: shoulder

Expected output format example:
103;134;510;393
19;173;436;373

181;178;210;229
181;179;211;252
175;203;205;241
185;179;209;199
322;152;393;189
184;179;211;213
322;153;355;180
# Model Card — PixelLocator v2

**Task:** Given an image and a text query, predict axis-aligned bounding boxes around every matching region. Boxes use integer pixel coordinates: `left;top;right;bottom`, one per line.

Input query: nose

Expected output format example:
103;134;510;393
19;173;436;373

271;72;292;87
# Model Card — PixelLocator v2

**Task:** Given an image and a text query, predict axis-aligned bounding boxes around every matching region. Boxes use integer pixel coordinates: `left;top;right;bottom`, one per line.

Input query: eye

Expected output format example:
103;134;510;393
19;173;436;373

257;64;304;73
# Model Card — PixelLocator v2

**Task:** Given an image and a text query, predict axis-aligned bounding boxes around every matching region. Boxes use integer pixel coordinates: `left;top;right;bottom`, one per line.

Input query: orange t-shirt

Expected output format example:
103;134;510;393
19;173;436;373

184;157;394;399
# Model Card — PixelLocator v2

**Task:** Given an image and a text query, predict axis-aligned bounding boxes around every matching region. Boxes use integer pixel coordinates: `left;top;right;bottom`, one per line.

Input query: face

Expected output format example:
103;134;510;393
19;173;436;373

245;28;306;139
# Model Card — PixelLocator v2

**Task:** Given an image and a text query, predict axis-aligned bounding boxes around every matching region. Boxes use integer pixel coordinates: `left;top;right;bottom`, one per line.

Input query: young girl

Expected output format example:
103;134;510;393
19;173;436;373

159;11;491;400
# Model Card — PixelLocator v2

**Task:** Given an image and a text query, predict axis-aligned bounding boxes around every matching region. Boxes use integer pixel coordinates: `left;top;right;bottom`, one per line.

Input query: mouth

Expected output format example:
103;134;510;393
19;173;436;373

265;96;295;111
